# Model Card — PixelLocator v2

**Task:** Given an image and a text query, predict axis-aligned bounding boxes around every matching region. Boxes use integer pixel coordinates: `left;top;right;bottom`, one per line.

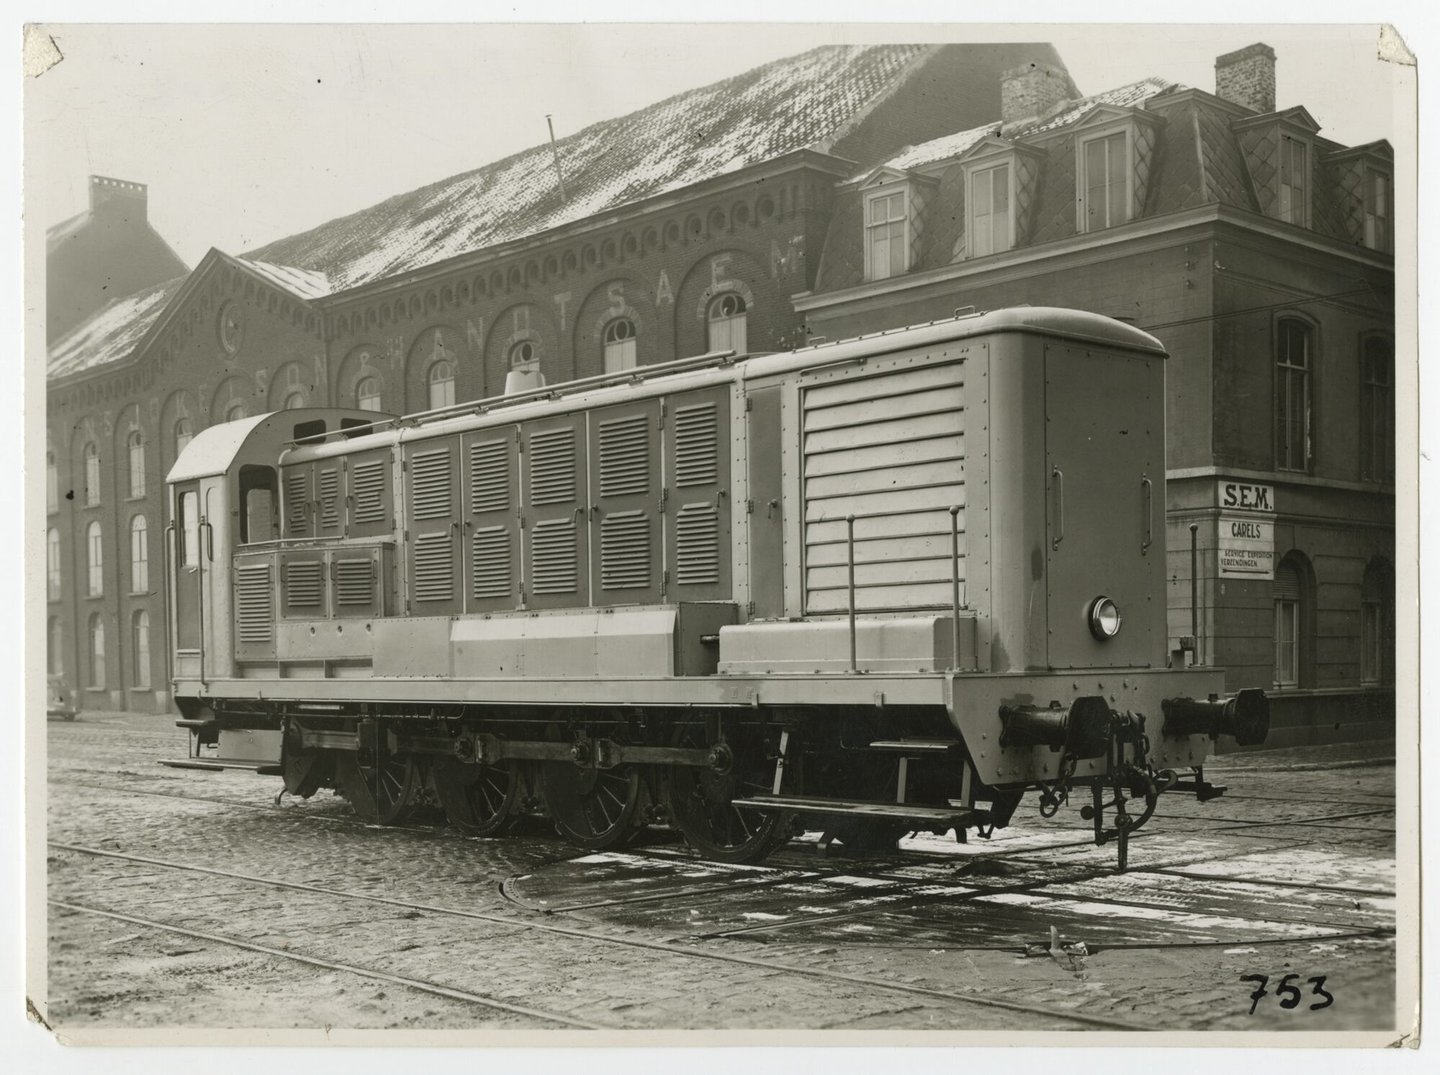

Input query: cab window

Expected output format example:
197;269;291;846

179;490;200;568
238;465;278;544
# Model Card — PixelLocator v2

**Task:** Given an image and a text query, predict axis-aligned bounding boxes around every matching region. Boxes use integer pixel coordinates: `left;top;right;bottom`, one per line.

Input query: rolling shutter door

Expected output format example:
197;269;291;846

523;415;588;609
801;361;966;613
465;428;520;611
405;440;462;615
590;400;661;606
665;387;731;601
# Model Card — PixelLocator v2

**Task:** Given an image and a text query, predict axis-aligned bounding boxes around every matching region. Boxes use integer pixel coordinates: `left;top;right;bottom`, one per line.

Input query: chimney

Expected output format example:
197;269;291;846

1001;62;1073;124
1215;43;1276;114
89;175;148;220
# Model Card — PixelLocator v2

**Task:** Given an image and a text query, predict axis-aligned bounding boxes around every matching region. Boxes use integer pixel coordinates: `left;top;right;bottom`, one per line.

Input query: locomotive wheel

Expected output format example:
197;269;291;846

431;757;520;836
540;762;642;851
667;764;791;864
282;748;328;799
335;750;419;825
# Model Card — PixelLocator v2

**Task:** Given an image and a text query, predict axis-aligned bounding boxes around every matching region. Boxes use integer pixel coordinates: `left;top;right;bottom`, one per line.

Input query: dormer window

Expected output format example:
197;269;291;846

967;161;1013;257
1078;127;1130;232
1278;134;1310;226
865;186;910;281
1364;167;1392;253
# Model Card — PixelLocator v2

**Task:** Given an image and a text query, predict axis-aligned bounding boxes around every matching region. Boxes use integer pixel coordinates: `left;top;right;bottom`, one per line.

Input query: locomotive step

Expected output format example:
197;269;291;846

738;794;978;826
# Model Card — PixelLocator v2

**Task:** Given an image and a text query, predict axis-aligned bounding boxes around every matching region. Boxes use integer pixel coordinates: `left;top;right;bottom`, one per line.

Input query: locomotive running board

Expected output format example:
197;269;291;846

738;795;979;827
158;758;279;773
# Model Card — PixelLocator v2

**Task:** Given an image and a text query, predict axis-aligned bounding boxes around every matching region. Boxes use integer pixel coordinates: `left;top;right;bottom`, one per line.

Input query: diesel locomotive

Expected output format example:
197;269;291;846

164;307;1267;867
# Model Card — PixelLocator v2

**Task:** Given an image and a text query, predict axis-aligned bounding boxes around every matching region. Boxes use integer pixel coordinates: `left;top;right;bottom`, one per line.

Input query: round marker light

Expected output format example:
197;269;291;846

1088;596;1122;641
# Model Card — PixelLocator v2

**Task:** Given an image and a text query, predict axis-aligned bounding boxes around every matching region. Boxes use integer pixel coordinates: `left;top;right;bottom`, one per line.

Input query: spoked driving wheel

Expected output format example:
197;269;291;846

335;748;419;825
668;763;791;864
431;757;521;836
540;762;643;850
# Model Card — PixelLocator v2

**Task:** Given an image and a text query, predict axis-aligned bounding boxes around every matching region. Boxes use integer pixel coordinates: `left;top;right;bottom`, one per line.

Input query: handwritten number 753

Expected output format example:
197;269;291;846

1241;974;1334;1014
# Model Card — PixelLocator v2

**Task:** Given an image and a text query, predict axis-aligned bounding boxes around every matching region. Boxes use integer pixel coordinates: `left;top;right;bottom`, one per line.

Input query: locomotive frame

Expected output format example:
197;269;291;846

164;307;1266;867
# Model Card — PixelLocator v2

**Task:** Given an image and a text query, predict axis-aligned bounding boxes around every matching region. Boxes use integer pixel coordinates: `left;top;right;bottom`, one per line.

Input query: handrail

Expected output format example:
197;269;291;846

949;505;962;671
846;514;858;674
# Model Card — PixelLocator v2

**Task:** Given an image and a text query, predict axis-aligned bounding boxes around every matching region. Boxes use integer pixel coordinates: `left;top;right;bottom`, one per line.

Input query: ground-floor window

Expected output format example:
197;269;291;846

1273;553;1309;688
87;613;105;690
1360;557;1394;686
48;616;63;675
132;609;151;691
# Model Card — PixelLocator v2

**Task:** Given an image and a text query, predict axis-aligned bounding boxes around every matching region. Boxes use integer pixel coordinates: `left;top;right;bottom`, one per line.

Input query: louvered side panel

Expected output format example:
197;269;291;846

665;387;732;601
283;467;311;537
529;428;576;505
405;441;462;614
523;416;588;608
282;557;326;617
674;504;720;586
464;428;519;612
410;447;454;519
597;414;651;498
334;556;376;610
530;518;579;596
802;360;966;614
233;560;275;658
589;401;660;605
348;451;394;538
599;510;651;590
412;532;455;603
471;526;513;600
469;439;511;513
317;467;342;533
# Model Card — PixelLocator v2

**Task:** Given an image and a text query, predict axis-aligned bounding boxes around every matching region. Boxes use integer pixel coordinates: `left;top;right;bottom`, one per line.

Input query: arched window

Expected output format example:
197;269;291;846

428;361;456;409
126;429;145;499
86;520;103;597
282;390;306;411
707;293;748;354
1273;552;1313;689
224;400;247;423
1360;336;1394;483
1360;558;1394;686
48;616;62;676
603;318;637;373
130;515;149;594
83;442;100;506
132;610;151;691
47;528;60;601
356;377;382;412
1276;318;1313;472
46;449;57;514
509;340;538;371
87;613;105;690
174;417;195;458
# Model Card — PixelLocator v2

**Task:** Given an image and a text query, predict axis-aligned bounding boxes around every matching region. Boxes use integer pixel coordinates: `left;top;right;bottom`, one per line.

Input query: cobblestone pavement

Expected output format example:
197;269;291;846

40;711;1403;1039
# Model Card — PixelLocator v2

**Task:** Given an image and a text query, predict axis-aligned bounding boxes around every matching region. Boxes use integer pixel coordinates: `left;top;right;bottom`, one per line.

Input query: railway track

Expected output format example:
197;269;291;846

48;839;1149;1031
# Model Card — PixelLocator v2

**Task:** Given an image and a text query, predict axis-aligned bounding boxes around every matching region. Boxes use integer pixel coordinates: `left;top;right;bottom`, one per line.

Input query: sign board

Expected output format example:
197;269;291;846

1218;515;1274;579
1218;480;1275;512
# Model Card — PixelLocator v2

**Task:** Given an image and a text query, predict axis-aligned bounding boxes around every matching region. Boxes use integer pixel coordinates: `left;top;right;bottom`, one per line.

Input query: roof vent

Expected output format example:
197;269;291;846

504;367;546;396
1215;43;1276;115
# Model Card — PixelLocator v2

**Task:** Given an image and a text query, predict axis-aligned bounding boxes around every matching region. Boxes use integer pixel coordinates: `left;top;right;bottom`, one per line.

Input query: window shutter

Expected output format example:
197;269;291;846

284;467;311;537
405;442;461;612
467;432;518;609
317;466;341;533
591;404;660;603
666;389;731;600
523;418;588;608
349;456;389;531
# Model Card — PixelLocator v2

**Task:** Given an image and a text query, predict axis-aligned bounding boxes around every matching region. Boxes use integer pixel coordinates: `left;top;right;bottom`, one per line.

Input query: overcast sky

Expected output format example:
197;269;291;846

27;20;1409;271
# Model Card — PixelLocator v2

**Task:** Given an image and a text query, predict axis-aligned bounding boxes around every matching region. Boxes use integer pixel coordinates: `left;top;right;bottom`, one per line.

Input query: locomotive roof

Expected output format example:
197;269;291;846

274;306;1165;464
167;408;392;483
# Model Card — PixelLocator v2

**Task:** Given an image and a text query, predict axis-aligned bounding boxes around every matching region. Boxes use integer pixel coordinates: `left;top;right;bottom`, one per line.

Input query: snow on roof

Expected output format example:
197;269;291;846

863;78;1182;180
238;257;332;299
242;44;930;291
47;277;187;379
1007;76;1182;137
871;123;1001;175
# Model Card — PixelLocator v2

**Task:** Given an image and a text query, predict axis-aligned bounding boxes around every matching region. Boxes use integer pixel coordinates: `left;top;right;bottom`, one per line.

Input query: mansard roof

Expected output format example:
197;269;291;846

241;44;942;293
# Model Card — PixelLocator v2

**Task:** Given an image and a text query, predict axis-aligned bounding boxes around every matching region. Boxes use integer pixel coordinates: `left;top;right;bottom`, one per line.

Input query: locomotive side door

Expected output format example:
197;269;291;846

171;481;203;653
1043;343;1163;669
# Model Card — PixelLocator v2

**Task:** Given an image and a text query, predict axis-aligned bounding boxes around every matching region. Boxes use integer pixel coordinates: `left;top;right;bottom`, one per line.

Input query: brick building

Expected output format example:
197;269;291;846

44;42;1068;713
795;44;1395;745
